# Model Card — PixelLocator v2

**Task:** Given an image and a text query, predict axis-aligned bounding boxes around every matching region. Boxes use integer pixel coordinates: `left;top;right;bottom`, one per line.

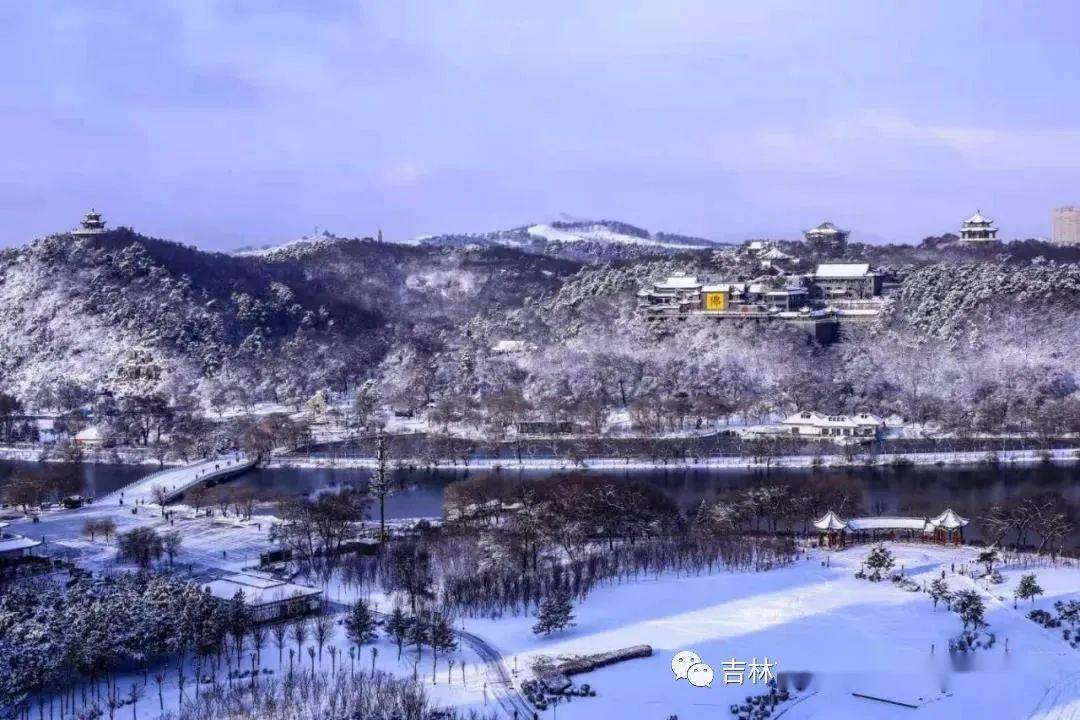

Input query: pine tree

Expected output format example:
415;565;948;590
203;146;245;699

1015;574;1043;606
864;544;895;581
385;605;411;660
953;589;986;631
407;614;429;658
533;586;575;636
928;578;951;611
344;598;378;645
227;590;253;664
977;549;999;576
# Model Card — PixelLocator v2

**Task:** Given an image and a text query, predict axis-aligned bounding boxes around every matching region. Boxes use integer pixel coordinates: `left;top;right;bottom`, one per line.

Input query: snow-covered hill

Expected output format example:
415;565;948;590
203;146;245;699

231;231;351;260
419;219;727;261
0;228;580;405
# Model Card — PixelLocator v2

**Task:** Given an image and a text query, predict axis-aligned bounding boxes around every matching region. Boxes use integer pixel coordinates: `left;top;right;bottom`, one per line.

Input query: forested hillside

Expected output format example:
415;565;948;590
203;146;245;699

1;227;1079;441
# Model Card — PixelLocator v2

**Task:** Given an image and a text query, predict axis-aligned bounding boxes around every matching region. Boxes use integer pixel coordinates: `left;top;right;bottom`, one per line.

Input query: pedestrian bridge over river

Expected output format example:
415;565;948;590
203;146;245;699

101;453;256;506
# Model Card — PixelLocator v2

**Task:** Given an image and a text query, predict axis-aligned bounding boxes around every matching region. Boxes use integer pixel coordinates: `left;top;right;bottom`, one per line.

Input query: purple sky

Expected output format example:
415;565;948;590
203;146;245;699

3;1;1080;249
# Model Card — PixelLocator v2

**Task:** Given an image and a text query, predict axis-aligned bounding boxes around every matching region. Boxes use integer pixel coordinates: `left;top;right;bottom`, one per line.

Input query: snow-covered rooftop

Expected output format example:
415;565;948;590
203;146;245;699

0;534;42;554
74;426;104;441
654;274;700;289
813;511;847;531
812;509;970;534
847;517;929;532
928;508;969;530
203;573;322;607
814;263;872;278
783;411;883;428
492;340;527;354
805;221;846;235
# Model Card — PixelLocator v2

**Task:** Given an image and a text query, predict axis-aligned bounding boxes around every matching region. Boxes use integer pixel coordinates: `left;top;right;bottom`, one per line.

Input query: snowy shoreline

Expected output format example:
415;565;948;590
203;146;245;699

269;446;1080;472
3;444;1077;474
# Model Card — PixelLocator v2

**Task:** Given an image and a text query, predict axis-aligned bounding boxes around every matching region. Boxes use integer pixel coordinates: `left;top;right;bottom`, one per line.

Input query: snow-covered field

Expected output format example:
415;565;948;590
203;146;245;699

31;539;1078;719
13;466;1080;720
458;544;1080;719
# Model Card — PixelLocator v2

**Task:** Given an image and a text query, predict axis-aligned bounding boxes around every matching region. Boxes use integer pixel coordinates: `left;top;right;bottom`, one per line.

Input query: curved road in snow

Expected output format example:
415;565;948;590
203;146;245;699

327;602;534;719
456;627;534;719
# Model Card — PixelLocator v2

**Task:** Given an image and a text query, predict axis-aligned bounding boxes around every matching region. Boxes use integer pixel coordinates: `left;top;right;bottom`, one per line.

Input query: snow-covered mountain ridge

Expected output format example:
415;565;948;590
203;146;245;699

417;219;728;260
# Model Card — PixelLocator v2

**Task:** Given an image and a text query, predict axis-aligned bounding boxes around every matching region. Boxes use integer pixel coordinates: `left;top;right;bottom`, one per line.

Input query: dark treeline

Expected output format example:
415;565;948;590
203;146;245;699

0;572;250;719
333;474;797;620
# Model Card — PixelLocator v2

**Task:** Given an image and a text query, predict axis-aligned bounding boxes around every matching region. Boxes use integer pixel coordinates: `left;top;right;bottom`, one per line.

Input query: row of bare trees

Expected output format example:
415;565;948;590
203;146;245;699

980;493;1074;556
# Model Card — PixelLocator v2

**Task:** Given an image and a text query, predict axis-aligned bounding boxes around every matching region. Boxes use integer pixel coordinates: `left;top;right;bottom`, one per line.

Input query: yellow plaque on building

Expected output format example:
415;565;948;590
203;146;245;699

704;292;727;310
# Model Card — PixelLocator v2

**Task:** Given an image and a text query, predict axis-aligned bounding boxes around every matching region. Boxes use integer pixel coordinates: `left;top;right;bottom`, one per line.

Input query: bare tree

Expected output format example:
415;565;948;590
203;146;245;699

162;531;183;566
314;607;333;661
151;485;170;516
117;527;164;569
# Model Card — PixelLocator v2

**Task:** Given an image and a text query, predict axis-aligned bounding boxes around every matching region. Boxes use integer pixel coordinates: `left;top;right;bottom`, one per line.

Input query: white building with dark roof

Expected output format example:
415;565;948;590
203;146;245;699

811;263;881;299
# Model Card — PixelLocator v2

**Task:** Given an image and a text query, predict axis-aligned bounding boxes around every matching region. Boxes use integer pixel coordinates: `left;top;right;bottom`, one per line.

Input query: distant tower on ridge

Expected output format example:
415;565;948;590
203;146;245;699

959;210;998;243
803;221;849;256
72;209;108;236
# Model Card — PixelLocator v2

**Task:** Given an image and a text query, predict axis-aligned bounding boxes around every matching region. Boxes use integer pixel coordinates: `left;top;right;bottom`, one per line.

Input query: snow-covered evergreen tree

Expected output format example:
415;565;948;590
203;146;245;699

383;605;411;660
345;598;379;645
1015;573;1043;606
929;578;951;610
864;544;895;581
533;585;576;636
953;589;986;631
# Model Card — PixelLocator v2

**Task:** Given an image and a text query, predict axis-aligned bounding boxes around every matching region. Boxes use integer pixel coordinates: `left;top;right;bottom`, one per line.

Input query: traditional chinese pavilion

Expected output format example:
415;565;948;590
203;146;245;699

72;209;107;236
812;508;969;548
959;210;997;243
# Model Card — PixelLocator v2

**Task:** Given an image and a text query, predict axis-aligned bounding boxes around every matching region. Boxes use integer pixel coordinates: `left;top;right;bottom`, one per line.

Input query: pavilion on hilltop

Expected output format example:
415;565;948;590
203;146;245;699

72;209;107;236
959;210;997;243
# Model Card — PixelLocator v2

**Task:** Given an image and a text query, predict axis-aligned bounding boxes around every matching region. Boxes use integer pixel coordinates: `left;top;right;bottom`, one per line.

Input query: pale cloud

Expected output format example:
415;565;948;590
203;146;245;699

380;160;428;188
714;110;1080;174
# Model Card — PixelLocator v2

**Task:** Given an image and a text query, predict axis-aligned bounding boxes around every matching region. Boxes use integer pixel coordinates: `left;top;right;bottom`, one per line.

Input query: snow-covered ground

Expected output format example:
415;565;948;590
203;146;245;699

47;540;1074;719
460;544;1080;719
18;482;1080;720
12;453;1080;720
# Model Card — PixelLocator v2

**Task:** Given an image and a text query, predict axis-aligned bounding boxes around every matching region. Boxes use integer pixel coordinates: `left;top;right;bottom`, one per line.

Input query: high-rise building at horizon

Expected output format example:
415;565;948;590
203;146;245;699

1051;206;1080;246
